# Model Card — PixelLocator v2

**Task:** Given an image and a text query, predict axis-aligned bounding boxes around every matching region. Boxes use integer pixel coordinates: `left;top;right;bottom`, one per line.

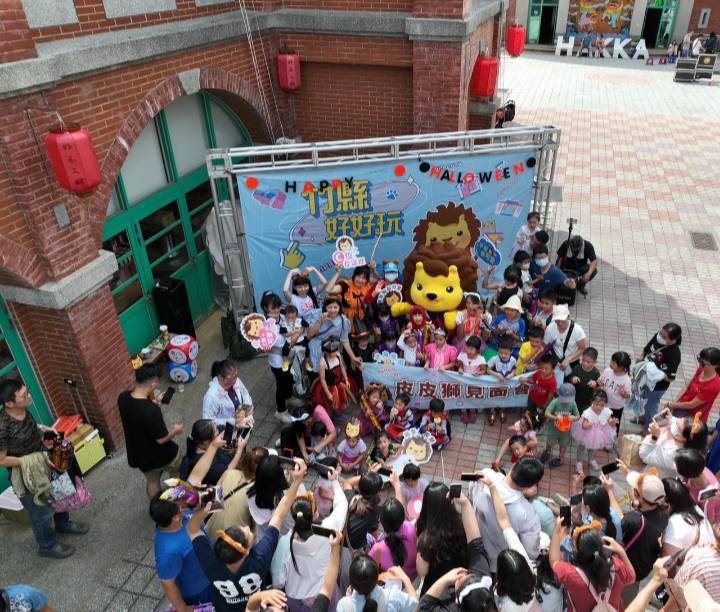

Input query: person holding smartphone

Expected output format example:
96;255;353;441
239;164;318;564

270;466;348;608
187;459;307;612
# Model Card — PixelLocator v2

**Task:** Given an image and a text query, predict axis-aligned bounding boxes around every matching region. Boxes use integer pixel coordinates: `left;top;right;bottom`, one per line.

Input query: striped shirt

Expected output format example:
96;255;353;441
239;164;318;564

676;545;720;601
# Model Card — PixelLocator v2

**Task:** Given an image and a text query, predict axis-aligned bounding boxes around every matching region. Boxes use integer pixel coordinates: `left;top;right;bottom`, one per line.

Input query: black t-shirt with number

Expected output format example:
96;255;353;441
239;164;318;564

193;526;279;611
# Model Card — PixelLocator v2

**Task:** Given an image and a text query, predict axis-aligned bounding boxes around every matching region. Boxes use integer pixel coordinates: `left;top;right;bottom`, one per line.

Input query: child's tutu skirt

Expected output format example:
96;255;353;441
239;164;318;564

571;421;616;450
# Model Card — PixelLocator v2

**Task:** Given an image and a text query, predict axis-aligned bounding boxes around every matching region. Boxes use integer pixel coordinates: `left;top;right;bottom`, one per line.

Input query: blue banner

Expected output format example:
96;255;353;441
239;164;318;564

236;150;537;307
362;363;532;411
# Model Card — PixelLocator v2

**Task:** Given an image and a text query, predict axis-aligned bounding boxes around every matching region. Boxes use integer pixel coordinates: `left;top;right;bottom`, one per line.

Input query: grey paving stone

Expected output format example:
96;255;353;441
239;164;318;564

130;595;162;611
104;560;136;589
142;578;164;599
125;565;156;595
107;590;138;612
85;585;117;612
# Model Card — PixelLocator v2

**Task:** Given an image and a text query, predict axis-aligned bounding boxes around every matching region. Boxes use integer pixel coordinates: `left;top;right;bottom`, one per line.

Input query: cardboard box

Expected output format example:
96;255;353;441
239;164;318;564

70;426;107;474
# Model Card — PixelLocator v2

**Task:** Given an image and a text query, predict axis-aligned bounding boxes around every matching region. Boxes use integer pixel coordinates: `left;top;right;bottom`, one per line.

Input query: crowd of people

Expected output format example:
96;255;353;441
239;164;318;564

2;212;720;612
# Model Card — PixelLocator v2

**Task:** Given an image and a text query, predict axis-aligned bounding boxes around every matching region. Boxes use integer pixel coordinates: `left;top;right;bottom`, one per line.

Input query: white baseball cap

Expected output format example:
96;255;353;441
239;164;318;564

552;304;570;321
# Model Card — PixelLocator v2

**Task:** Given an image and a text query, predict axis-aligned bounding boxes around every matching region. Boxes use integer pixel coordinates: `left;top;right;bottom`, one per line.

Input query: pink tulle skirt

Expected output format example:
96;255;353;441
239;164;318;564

571;421;617;450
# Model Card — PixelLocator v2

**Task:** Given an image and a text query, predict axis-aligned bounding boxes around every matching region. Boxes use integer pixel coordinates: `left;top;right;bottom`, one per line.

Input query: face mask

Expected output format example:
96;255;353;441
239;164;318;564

521;262;530;271
656;332;668;346
535;257;549;268
385;272;398;283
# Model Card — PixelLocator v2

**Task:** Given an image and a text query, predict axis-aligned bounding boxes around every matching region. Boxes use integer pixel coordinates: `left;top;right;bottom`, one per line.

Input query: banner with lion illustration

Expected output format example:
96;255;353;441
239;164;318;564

236;150;537;308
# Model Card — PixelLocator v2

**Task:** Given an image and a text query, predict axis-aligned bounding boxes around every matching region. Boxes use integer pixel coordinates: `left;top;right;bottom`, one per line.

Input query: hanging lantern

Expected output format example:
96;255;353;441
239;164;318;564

507;24;526;57
45;123;101;193
276;52;301;92
470;56;499;98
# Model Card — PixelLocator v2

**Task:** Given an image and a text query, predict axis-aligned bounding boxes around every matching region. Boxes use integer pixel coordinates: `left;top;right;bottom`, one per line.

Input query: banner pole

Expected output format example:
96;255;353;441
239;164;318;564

369;230;383;263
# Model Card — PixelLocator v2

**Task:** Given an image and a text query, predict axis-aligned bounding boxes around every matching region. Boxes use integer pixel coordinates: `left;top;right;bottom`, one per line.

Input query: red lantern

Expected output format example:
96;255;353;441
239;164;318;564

276;52;301;92
470;56;499;98
507;24;526;57
45;123;101;193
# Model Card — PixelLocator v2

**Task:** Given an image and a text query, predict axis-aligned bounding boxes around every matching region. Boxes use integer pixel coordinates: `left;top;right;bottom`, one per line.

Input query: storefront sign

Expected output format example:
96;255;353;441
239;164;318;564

555;36;649;60
236;151;536;307
362;362;531;411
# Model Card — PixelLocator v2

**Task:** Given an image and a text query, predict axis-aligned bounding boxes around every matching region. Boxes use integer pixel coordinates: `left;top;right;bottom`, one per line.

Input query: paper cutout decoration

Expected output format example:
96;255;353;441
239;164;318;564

331;235;367;269
240;313;281;351
496;199;523;218
387;428;435;474
253;189;287;210
475;235;502;267
373;351;405;367
376;283;404;305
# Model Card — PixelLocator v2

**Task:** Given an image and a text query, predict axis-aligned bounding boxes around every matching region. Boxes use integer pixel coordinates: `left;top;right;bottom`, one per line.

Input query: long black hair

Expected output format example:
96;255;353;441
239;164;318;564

349;473;382;519
186;419;215;456
496;549;535;605
698;347;720;374
247;455;289;509
415;482;466;568
289;497;314;574
292;273;319;308
348;554;380;612
535;548;560;603
663;477;704;526
573;528;613;593
583;484;617;539
681;418;709;452
380;498;406;567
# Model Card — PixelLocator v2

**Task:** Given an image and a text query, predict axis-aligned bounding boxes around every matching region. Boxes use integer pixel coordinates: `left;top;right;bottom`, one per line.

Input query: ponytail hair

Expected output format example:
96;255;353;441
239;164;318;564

348;554;380;612
582;484;617;540
186;419;215;456
211;359;237;379
350;473;382;518
573;525;612;594
380;498;406;567
289;497;314;574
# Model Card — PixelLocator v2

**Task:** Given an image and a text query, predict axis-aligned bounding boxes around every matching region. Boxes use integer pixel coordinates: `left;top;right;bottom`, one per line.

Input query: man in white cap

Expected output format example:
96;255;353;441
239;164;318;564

543;304;587;387
620;468;669;603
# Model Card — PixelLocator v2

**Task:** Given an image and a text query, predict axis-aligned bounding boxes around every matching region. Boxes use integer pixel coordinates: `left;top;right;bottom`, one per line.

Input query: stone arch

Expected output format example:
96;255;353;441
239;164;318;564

87;67;273;246
0;235;44;288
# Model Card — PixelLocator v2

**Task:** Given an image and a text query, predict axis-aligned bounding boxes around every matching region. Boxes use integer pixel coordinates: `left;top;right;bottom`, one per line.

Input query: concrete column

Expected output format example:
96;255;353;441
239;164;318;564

672;0;694;42
514;0;529;28
556;0;570;36
630;0;648;38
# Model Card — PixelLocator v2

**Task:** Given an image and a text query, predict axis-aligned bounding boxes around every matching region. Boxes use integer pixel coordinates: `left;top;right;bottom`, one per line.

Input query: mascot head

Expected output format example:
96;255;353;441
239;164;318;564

412;202;482;251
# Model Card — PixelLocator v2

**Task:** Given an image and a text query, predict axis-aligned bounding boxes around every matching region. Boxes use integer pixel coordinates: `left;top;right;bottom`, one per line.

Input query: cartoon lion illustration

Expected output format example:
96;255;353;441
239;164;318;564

412;202;482;253
390;243;478;330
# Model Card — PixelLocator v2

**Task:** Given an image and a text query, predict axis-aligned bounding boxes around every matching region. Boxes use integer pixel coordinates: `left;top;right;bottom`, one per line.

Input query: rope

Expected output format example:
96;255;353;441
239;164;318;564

249;0;285;140
238;0;277;141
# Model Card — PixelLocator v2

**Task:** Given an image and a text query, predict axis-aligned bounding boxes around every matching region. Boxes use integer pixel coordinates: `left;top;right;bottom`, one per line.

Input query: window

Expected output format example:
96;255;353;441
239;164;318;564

698;8;711;29
120;119;169;205
165;94;210;175
211;99;248;148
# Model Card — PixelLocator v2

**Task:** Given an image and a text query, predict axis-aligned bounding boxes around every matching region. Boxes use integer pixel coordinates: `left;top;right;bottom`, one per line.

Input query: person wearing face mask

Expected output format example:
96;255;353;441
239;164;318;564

631;323;682;431
555;234;598;296
530;244;576;298
639;412;709;478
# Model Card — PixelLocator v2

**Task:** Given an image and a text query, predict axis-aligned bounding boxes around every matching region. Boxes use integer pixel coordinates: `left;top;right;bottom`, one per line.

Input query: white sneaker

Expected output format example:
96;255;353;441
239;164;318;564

274;411;293;424
590;459;600;471
274;437;281;448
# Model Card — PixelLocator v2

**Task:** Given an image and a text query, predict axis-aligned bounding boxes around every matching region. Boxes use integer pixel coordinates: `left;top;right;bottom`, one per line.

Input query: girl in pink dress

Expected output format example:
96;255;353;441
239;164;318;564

424;328;458;370
571;389;619;471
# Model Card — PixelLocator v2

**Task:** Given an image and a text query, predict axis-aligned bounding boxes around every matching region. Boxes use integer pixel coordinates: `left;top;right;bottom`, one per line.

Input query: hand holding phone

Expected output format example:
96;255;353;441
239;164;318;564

560;505;571;527
449;483;462;499
223;423;235;447
377;467;393;477
699;487;718;501
278;455;296;467
461;473;481;482
161;387;175;404
601;461;619;475
237;427;252;441
569;493;583;506
310;525;336;538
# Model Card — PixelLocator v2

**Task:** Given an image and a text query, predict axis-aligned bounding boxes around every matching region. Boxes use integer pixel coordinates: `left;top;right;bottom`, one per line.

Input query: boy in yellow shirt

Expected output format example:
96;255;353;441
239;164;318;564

516;326;547;375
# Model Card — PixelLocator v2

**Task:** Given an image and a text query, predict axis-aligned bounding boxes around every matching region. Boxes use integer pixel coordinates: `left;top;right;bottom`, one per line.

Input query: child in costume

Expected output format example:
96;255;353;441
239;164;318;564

419;398;450;449
385;392;414;441
347;317;375;388
369;259;400;303
540;383;580;469
571;389;619;471
358;383;390;437
454;292;492;353
490;295;526;353
373;302;400;339
337;419;367;473
486;339;517;425
334;264;375;333
494;408;539;467
456;335;486;424
374;329;403;362
405;305;433;353
312;336;356;415
424;328;458;370
397;330;423;367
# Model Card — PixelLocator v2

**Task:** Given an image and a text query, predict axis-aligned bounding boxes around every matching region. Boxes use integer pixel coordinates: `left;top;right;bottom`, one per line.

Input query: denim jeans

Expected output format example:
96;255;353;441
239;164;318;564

19;492;69;551
641;386;668;431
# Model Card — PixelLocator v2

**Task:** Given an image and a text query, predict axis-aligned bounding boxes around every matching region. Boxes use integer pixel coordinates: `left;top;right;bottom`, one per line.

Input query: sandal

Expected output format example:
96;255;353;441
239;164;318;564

499;411;507;424
488;412;496;426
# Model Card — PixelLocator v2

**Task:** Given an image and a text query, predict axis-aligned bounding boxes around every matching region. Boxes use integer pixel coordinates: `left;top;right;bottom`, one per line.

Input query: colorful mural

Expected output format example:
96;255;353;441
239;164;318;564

567;0;634;37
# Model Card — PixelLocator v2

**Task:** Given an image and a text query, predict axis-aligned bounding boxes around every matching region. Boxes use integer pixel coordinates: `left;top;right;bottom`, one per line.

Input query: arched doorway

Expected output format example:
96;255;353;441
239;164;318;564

102;91;252;353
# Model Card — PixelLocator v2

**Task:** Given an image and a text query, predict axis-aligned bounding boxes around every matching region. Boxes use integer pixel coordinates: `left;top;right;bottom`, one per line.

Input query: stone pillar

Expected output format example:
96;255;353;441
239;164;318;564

556;0;571;37
630;0;649;38
0;0;37;63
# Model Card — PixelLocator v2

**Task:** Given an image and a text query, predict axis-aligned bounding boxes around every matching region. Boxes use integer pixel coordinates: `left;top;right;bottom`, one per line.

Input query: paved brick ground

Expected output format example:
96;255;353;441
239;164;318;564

2;52;719;611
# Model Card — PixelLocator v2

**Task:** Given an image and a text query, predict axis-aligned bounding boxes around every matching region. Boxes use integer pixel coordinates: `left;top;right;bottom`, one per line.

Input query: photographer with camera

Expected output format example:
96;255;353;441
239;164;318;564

556;234;598;296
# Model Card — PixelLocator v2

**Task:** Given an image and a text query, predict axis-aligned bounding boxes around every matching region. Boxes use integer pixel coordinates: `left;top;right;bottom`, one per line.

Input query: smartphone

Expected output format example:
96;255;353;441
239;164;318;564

277;455;296;468
560;505;571;527
655;584;670;606
282;448;294;459
238;427;251;441
461;473;481;482
161;387;175;404
310;525;336;538
699;487;718;501
601;461;619;475
570;493;583;506
664;547;688;570
223;423;235;446
310;462;331;478
377;467;393;477
449;483;462;499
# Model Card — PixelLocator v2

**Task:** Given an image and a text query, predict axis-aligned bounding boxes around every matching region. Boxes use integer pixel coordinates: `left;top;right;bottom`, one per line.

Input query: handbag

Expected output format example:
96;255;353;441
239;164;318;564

52;476;92;513
50;471;76;502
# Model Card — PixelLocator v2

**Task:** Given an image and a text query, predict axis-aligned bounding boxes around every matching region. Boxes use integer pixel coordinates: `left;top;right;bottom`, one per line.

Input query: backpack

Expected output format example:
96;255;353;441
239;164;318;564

567;567;616;612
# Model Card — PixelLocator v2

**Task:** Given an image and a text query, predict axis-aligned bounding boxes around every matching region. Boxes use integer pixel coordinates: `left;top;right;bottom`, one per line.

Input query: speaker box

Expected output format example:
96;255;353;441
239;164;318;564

152;278;196;338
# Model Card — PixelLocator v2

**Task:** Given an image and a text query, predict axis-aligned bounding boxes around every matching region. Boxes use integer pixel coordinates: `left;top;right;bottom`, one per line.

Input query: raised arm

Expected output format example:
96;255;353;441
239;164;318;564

457;492;481;541
283;268;299;302
487;479;511;531
549;517;567;569
187;432;225;486
269;459;307;530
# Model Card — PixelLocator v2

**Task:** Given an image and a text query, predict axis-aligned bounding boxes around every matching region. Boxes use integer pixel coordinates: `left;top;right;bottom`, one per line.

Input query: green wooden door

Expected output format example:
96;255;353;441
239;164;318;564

0;294;53;491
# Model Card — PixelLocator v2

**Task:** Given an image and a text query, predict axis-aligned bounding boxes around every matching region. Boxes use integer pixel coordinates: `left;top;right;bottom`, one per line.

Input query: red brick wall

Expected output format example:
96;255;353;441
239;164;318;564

0;0;36;61
689;1;720;34
413;0;469;19
283;0;413;11
9;289;134;447
293;63;413;142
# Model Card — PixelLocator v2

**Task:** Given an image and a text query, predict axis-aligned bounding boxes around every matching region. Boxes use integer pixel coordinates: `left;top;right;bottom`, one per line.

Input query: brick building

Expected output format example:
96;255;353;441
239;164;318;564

0;0;504;479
